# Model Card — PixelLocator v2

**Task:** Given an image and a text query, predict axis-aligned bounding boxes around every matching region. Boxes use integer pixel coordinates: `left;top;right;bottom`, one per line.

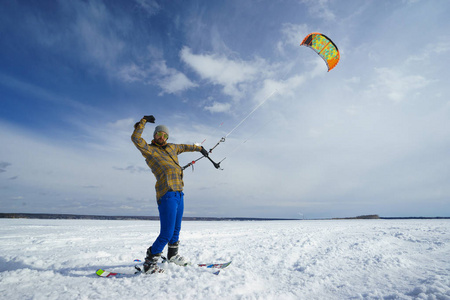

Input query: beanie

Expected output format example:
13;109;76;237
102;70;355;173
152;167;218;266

154;125;169;138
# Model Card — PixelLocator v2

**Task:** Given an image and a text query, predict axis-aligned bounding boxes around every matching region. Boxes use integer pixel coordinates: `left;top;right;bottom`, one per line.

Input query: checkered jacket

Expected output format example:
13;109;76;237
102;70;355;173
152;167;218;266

131;119;202;200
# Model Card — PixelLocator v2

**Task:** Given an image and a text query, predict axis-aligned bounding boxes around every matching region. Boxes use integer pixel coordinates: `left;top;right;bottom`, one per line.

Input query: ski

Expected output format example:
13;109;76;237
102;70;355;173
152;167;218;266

96;267;164;278
197;262;231;275
159;257;232;270
96;260;231;278
197;261;232;269
96;268;142;278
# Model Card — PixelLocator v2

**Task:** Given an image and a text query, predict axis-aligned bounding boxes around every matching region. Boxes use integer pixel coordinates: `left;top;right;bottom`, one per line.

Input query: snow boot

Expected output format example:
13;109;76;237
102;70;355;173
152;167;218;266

167;241;190;266
143;247;164;274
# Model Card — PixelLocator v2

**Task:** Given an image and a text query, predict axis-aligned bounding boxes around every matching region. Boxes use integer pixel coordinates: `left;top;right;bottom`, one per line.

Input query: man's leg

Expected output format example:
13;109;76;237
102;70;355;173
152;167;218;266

167;192;189;265
169;192;184;245
151;191;178;254
143;192;178;273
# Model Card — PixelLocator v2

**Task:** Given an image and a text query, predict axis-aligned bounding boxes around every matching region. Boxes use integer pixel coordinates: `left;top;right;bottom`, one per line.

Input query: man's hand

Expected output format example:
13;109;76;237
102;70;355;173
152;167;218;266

143;115;156;123
200;146;209;157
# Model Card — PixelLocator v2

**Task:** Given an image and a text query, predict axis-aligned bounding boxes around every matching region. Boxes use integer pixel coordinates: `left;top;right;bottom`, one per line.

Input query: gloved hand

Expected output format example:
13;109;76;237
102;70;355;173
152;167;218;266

200;147;209;157
143;115;155;123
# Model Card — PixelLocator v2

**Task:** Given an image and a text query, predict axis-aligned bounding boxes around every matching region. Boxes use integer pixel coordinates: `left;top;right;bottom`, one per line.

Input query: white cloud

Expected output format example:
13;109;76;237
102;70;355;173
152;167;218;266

134;0;161;16
107;118;135;130
369;68;431;102
159;72;197;95
204;101;232;113
406;40;450;64
301;0;336;22
117;63;149;83
153;61;198;95
277;23;309;55
118;59;198;95
180;47;261;99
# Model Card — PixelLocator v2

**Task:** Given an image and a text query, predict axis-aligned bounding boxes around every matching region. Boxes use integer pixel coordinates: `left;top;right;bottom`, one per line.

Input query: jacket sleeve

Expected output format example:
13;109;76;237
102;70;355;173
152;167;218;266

175;143;202;155
131;118;152;156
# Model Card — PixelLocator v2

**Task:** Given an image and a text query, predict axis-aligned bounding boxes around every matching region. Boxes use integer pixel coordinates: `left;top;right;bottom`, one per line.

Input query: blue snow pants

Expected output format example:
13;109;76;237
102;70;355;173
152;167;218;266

151;191;184;254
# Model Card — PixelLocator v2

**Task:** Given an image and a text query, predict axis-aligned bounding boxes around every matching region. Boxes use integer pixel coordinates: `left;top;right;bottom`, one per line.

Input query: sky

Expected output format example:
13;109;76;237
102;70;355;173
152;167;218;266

1;0;449;219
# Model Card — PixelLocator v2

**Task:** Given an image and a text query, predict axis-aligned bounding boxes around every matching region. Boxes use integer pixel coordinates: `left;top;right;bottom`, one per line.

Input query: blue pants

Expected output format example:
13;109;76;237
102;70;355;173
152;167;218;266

151;191;184;254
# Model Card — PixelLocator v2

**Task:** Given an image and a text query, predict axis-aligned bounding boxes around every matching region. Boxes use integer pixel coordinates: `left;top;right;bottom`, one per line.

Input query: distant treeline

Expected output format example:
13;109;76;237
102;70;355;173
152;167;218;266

1;213;448;221
380;216;450;220
333;214;449;220
0;213;297;221
333;214;381;220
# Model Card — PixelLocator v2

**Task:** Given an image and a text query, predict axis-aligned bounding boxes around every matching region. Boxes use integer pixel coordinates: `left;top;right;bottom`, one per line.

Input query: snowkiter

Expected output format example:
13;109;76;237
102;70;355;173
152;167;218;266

131;115;208;273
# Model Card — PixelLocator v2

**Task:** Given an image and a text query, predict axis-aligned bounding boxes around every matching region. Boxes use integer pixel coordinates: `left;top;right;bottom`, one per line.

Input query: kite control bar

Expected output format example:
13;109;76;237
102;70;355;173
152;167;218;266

206;155;221;169
182;152;222;171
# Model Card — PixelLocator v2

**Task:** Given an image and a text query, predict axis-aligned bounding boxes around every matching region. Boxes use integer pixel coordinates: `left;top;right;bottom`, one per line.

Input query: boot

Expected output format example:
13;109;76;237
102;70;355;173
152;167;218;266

143;247;163;274
167;241;190;266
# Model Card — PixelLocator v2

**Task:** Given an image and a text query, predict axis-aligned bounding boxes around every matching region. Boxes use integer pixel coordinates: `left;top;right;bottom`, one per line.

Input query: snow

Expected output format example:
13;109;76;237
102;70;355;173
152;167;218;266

0;219;449;300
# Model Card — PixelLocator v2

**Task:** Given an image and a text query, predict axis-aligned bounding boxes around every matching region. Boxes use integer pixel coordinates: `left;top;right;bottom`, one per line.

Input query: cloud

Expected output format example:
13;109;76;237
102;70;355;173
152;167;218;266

113;165;149;173
301;0;336;22
369;68;431;102
153;61;198;95
117;63;149;83
180;47;261;99
82;185;101;189
253;74;306;105
406;40;450;64
204;101;232;113
135;0;161;16
118;59;198;95
158;71;197;95
277;23;309;55
107;118;135;129
0;161;11;173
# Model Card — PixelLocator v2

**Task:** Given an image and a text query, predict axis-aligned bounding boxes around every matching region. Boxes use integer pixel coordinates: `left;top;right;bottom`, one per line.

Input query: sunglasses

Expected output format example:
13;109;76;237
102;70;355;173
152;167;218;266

156;131;168;139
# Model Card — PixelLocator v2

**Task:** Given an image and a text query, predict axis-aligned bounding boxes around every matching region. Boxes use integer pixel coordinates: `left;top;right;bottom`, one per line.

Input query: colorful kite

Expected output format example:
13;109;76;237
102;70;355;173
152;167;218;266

300;33;340;71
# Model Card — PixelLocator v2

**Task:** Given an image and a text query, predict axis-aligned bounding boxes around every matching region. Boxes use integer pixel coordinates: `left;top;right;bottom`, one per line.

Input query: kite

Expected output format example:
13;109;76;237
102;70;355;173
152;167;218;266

300;33;340;71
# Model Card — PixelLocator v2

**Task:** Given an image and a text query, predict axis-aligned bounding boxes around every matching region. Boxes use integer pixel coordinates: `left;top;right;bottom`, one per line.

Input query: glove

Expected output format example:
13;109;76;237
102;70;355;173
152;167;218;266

200;147;209;157
143;115;155;123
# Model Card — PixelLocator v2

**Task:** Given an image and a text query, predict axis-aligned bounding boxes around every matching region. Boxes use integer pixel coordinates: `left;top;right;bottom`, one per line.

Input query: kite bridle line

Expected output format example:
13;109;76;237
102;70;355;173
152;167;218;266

182;90;278;171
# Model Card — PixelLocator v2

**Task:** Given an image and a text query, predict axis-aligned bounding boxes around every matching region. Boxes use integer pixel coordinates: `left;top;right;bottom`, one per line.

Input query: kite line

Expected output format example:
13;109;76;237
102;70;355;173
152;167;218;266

185;32;340;170
182;90;278;171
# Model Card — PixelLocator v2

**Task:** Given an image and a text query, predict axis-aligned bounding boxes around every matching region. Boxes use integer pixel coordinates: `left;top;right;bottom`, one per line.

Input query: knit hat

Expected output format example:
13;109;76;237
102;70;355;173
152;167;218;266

154;125;169;138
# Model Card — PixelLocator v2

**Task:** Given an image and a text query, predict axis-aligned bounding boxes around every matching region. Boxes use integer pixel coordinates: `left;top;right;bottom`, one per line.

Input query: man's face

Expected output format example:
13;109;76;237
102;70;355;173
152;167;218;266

155;131;168;144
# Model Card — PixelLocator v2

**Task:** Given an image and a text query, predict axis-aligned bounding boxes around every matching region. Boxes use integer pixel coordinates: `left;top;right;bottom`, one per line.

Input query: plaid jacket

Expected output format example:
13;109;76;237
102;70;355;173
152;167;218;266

131;119;202;200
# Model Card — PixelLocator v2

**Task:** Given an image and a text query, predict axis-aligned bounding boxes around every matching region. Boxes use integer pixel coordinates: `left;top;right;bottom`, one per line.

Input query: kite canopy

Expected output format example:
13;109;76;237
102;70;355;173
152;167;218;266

300;33;340;71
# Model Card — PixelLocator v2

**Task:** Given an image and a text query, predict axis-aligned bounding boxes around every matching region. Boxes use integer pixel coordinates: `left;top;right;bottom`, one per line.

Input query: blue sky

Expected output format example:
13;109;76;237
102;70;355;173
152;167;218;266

1;0;449;219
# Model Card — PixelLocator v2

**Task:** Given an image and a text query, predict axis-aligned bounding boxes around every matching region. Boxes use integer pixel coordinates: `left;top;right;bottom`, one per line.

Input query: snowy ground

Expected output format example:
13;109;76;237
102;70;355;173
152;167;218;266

0;219;449;300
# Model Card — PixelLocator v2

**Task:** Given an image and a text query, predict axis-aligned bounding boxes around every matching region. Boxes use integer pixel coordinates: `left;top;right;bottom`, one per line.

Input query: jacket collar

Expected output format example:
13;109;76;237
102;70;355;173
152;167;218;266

151;140;168;148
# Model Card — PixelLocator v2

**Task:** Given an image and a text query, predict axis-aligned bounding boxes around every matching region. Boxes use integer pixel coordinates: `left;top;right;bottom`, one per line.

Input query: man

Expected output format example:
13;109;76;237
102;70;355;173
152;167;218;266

131;115;209;274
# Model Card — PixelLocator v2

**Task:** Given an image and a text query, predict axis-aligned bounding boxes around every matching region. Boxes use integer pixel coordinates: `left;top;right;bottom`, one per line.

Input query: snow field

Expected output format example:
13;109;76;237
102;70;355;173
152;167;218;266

0;219;449;299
